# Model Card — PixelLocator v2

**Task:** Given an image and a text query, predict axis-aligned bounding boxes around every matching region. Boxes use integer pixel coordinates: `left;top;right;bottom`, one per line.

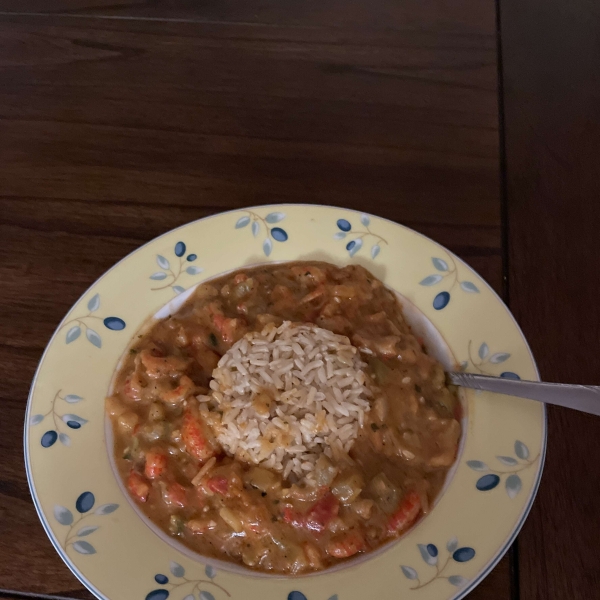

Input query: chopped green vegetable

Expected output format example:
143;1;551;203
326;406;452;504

169;514;184;535
209;333;218;347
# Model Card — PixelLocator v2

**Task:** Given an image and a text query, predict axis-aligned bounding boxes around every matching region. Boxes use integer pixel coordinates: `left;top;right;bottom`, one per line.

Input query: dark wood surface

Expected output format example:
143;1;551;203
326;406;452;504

0;0;597;598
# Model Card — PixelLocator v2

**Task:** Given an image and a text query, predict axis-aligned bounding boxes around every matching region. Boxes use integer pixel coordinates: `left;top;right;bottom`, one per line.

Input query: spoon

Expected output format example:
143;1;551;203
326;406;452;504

448;371;600;417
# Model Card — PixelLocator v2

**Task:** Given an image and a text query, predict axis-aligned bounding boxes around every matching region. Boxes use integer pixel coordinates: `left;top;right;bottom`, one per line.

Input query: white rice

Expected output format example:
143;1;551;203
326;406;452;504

198;321;372;481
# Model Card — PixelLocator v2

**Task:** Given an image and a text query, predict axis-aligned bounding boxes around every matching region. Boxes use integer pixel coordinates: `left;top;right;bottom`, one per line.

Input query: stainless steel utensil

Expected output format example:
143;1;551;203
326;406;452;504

448;371;600;416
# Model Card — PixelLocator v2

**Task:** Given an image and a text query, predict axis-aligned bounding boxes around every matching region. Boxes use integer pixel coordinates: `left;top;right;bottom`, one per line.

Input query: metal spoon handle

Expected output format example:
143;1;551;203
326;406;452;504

448;372;600;417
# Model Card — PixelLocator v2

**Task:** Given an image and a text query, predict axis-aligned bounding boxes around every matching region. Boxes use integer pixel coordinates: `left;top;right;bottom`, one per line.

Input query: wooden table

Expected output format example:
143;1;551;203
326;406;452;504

1;1;599;598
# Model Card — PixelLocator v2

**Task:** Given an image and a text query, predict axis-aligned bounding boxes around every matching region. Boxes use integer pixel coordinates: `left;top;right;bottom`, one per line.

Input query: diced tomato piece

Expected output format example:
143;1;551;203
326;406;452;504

206;476;229;495
326;531;366;558
283;506;305;529
387;491;421;534
144;451;167;479
305;492;340;533
162;482;188;508
128;470;150;503
182;410;215;462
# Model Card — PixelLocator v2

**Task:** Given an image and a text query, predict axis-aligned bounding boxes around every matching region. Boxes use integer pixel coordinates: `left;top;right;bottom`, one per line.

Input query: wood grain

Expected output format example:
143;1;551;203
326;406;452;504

0;3;507;598
502;0;600;597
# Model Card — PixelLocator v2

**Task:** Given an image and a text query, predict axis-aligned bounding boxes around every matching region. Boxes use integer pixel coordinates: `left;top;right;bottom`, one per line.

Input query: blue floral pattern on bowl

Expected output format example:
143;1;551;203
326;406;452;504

150;241;203;295
467;440;539;497
419;256;480;310
334;214;387;258
53;492;119;555
400;537;475;590
287;593;338;600
30;389;86;448
61;293;126;347
234;210;288;256
460;340;520;380
145;562;230;600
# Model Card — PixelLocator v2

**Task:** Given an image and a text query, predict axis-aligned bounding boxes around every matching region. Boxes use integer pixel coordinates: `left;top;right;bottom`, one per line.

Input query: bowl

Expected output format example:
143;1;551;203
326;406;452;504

25;204;545;600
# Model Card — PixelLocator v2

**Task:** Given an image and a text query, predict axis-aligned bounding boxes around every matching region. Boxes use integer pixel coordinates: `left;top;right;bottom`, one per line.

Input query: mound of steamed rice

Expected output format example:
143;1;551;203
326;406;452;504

198;321;372;481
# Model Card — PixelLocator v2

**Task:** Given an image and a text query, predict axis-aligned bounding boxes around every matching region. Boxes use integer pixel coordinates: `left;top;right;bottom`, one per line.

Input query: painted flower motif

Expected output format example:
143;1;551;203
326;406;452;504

61;293;126;348
419;256;480;310
400;537;475;590
53;491;119;555
145;563;230;600
467;440;539;498
30;390;86;448
287;593;338;600
333;214;387;258
234;210;288;256
150;241;203;295
459;340;520;380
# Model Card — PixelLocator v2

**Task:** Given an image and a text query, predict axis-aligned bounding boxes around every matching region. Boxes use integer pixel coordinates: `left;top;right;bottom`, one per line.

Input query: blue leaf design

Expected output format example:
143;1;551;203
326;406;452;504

265;212;286;223
433;291;450;310
155;574;169;585
251;221;260;238
199;593;215;600
453;547;475;562
448;575;468;586
186;254;197;262
150;272;168;280
54;505;74;525
86;328;102;348
400;565;418;580
337;219;352;232
95;503;119;515
506;474;522;499
460;281;480;293
419;274;443;286
72;540;96;555
66;326;81;344
371;244;380;259
157;255;170;270
346;240;355;251
501;371;521;380
76;491;95;513
41;430;57;447
235;216;251;229
287;593;308;600
348;238;363;257
205;564;216;579
514;440;530;460
490;352;511;364
174;241;186;257
496;456;518;466
58;432;71;446
62;414;88;427
478;342;489;359
476;474;500;491
87;293;100;312
432;257;449;271
64;394;83;403
30;414;44;426
183;596;195;600
328;596;339;600
77;525;99;537
426;543;438;557
333;231;346;240
466;460;488;471
360;213;371;226
169;562;185;578
186;266;203;275
66;421;81;429
271;227;288;242
418;543;437;566
263;238;273;257
145;590;169;600
447;537;458;552
104;317;126;331
172;286;186;295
